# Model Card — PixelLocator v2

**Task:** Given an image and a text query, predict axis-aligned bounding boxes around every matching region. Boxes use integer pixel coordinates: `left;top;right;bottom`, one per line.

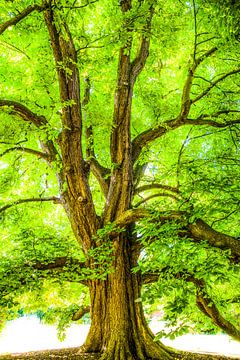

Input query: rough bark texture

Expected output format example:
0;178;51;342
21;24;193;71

79;235;177;360
189;219;240;259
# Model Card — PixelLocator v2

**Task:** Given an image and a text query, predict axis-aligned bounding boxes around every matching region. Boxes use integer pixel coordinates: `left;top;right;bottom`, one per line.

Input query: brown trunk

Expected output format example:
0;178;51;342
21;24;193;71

79;235;176;360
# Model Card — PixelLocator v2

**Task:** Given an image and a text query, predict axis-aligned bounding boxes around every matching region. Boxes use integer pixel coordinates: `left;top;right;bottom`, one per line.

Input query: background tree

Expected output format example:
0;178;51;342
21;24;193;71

0;0;240;359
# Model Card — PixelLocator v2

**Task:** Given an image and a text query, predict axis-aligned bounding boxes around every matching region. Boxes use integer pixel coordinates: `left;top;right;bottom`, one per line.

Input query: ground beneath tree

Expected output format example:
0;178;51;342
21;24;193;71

0;348;239;360
0;347;99;360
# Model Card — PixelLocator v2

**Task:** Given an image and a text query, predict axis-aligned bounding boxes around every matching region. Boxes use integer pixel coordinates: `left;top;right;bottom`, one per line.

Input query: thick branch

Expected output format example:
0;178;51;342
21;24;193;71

0;4;46;36
132;113;240;164
34;256;85;271
132;118;179;163
45;7;98;245
189;219;240;258
33;256;88;286
142;272;159;284
114;209;183;232
86;125;110;197
72;306;90;321
142;271;240;342
180;47;217;119
114;209;240;259
0;146;50;160
44;6;83;132
130;4;154;85
193;279;240;342
104;0;133;222
0;197;61;214
0;100;47;127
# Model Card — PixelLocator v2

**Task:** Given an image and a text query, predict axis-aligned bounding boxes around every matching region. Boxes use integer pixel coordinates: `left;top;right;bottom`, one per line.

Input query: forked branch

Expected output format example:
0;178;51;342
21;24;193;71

192;67;240;104
132;110;240;164
180;47;217;119
132;118;179;163
130;3;154;85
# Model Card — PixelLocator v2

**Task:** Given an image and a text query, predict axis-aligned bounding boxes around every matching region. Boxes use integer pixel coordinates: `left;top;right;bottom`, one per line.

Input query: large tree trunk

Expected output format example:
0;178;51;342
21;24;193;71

78;235;175;360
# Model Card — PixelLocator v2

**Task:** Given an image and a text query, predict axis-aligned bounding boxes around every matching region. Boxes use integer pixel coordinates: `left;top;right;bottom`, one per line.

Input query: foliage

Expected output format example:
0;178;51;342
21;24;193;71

0;0;240;348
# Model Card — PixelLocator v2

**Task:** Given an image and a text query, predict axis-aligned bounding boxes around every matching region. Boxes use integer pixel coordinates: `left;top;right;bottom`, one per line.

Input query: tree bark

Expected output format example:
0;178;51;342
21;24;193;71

79;235;176;360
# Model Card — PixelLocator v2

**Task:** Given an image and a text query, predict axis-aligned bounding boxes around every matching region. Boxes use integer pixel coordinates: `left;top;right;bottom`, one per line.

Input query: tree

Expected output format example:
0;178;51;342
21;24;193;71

0;0;240;359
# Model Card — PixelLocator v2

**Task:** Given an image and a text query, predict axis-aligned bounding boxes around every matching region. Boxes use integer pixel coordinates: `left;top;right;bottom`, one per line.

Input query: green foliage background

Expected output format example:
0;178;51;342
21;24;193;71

0;0;240;340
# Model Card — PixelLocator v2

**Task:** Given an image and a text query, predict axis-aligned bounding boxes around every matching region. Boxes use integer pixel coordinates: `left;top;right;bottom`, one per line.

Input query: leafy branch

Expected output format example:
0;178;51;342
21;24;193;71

134;183;180;195
0;146;50;160
60;0;99;9
0;197;61;214
0;100;47;127
189;219;240;259
0;4;48;36
0;100;61;170
33;256;88;285
192;67;240;104
134;193;181;207
143;271;240;341
184;117;240;128
132;108;240;164
193;278;240;342
130;3;154;85
179;47;217;119
114;209;240;259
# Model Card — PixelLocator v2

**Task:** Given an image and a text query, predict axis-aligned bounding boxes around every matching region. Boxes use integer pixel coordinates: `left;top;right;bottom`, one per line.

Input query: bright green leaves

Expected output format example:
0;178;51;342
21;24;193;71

136;216;231;282
0;0;240;343
135;213;238;338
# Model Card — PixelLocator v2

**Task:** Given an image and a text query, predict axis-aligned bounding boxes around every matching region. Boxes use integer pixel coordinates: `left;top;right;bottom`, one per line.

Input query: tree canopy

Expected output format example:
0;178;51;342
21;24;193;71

0;0;240;359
